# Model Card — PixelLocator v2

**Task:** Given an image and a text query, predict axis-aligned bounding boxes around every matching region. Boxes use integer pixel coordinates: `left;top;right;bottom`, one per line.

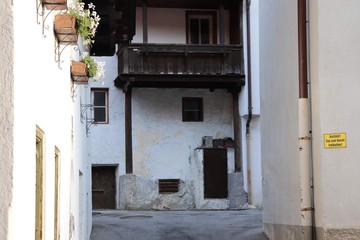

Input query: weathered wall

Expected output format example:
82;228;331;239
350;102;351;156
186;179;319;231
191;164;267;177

0;0;14;239
91;4;257;210
259;0;304;238
91;84;238;209
132;88;234;180
129;88;234;209
119;149;242;210
310;0;360;239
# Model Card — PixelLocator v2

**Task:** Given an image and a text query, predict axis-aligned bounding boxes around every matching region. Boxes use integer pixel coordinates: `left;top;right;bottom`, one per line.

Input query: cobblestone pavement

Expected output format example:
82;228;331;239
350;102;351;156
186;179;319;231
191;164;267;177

91;209;268;240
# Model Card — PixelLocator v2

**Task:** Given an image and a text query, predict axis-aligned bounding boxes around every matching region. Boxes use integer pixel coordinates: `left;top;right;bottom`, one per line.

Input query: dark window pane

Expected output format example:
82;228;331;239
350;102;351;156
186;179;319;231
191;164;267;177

190;19;199;44
184;111;201;121
94;92;106;106
94;108;106;122
182;98;203;122
184;100;201;110
200;19;210;44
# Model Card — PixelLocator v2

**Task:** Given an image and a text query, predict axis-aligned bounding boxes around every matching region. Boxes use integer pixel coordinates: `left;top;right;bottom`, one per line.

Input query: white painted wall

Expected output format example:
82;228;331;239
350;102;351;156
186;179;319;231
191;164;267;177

240;0;262;207
72;83;92;240
89;54;124;171
0;0;14;239
260;0;360;239
131;88;234;180
310;0;360;238
133;7;230;44
7;1;91;239
88;54;125;208
259;0;303;236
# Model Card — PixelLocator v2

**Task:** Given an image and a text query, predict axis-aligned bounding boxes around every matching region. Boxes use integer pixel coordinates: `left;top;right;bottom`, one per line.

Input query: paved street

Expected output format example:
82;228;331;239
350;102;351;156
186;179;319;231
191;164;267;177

91;209;268;240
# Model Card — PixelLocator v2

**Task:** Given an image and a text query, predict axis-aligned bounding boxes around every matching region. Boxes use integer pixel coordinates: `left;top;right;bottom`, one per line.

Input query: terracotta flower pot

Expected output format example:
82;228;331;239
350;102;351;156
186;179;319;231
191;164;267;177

54;14;78;44
43;0;67;10
71;62;88;84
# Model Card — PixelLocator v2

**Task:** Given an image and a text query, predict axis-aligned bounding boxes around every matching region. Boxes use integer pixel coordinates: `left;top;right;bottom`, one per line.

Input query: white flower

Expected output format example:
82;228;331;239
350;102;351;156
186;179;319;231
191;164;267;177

68;1;101;47
94;61;105;80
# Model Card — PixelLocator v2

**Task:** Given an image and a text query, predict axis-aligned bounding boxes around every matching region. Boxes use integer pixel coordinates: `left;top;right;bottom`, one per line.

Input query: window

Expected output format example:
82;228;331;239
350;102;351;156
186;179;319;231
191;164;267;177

92;89;109;123
186;11;217;44
182;97;203;122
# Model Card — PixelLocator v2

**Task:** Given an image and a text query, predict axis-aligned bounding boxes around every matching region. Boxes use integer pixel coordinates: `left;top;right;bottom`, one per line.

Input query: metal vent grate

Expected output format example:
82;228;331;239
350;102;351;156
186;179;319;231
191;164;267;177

158;179;180;194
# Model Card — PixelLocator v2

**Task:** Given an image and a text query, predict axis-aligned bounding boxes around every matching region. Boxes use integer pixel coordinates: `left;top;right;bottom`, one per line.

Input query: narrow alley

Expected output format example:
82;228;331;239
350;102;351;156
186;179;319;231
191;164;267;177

90;209;267;240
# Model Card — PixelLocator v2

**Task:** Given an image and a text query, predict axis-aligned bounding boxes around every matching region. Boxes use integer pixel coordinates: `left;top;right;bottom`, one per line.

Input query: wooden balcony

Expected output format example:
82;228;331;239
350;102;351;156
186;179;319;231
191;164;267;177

116;44;245;91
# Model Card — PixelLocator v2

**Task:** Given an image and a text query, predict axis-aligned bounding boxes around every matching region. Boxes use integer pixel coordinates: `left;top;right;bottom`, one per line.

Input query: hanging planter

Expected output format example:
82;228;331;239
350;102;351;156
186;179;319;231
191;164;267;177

71;56;105;84
71;61;88;84
43;0;67;10
54;14;78;45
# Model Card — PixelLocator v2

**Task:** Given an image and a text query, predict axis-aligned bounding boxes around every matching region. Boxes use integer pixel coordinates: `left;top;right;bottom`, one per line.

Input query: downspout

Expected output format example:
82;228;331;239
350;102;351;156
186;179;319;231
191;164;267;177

298;0;315;238
245;0;253;204
245;0;252;136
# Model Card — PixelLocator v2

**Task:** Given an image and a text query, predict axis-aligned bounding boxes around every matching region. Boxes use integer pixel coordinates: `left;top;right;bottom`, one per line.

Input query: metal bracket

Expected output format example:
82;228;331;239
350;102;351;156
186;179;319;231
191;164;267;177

80;103;93;123
55;41;79;69
71;83;88;102
80;102;96;136
36;0;67;38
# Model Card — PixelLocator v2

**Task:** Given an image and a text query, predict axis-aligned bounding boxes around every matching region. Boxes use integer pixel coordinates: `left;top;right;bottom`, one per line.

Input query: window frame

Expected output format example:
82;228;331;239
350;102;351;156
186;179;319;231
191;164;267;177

35;126;45;240
54;147;61;240
186;11;217;44
182;97;204;122
91;88;109;124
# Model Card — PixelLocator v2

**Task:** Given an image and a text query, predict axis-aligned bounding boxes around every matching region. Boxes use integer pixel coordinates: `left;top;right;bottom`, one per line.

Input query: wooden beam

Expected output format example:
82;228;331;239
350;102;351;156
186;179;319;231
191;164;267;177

233;91;242;172
125;88;133;174
219;3;225;44
142;0;148;43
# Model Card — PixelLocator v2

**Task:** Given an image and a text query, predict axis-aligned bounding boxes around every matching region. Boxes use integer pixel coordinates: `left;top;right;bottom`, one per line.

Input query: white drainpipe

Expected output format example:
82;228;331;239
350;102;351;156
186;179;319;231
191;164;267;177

298;0;315;238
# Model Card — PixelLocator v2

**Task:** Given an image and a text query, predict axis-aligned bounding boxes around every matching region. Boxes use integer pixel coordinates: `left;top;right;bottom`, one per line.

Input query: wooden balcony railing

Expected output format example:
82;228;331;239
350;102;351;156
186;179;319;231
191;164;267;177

118;44;244;76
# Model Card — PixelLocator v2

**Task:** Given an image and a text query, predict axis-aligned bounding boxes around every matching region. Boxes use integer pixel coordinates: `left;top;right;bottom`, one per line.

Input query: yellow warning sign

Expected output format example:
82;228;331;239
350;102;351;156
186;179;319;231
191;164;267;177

324;133;347;149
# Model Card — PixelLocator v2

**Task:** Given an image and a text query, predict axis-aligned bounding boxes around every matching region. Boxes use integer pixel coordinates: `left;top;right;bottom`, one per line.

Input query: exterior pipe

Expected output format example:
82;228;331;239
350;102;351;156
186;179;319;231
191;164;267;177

245;0;252;136
306;0;316;238
298;0;314;238
245;0;253;205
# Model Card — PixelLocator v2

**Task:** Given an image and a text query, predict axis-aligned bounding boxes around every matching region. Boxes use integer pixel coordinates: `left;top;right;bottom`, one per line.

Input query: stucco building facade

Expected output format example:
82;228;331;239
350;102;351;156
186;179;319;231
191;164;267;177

87;0;262;211
0;0;92;239
260;0;360;239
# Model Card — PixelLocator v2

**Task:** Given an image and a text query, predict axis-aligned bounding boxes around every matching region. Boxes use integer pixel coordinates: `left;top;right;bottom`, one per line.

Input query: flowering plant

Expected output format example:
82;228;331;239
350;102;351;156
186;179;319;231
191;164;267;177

68;1;100;47
80;55;105;80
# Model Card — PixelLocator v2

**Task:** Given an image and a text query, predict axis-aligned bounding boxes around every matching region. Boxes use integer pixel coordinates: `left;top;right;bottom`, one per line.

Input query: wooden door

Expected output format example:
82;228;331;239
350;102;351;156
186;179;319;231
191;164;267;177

204;149;228;198
92;166;116;209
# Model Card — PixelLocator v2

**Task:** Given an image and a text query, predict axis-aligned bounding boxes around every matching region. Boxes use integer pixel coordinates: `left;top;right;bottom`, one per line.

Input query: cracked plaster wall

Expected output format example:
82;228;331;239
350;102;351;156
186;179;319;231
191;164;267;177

117;88;235;209
132;88;234;180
